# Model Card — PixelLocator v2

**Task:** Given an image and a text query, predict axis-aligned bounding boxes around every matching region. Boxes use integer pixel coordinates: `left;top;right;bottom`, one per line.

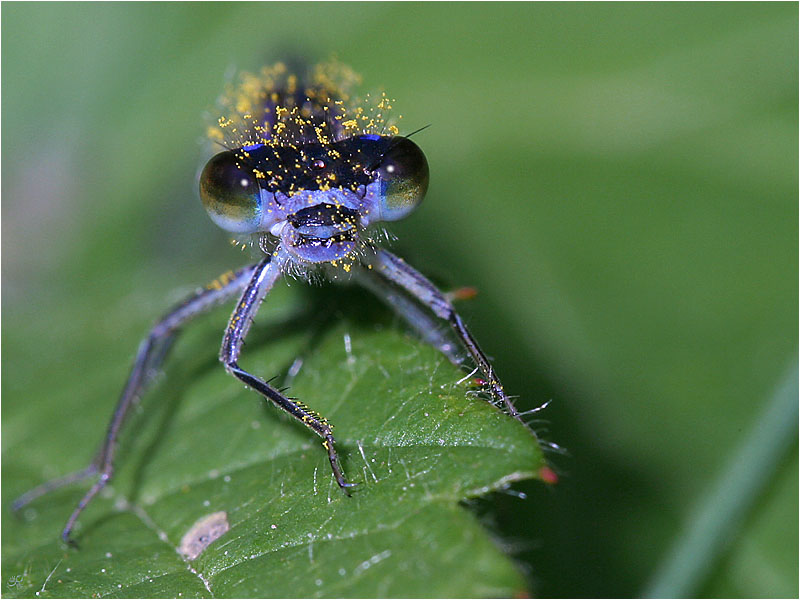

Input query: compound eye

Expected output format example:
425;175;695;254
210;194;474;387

199;150;262;233
375;137;429;221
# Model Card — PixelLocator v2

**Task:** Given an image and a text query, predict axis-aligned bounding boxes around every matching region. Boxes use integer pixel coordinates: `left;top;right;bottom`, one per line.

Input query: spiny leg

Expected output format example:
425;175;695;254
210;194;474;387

363;248;522;420
13;265;259;544
220;252;354;490
354;264;466;366
12;467;99;513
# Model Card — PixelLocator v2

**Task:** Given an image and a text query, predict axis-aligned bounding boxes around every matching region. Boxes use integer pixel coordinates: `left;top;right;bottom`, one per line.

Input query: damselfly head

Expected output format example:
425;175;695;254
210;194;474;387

198;61;429;264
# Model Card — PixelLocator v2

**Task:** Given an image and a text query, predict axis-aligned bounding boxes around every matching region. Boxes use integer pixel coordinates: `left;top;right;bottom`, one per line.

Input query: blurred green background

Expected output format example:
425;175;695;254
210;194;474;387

3;3;797;597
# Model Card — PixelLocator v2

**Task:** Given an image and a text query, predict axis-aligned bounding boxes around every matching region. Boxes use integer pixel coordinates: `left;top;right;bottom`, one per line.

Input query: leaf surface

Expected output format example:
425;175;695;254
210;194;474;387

3;286;545;598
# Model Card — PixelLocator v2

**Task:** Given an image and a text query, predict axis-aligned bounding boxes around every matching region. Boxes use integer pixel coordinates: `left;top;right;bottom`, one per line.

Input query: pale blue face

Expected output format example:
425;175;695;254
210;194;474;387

199;135;429;264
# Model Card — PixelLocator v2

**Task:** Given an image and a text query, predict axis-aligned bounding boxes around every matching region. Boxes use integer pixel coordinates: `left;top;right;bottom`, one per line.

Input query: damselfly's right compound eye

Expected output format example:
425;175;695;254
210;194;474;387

371;136;429;222
200;150;262;233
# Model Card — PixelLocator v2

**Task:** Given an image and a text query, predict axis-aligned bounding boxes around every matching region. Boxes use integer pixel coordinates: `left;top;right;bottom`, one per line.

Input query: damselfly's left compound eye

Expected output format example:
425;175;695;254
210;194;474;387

373;137;429;221
200;150;262;233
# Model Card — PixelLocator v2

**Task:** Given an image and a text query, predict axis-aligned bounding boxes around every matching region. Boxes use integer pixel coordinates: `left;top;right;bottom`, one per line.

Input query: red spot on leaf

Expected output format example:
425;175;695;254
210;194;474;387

538;465;559;485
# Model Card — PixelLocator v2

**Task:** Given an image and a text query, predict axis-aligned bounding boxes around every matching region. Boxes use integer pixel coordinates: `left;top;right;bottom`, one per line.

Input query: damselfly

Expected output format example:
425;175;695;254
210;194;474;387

14;61;530;544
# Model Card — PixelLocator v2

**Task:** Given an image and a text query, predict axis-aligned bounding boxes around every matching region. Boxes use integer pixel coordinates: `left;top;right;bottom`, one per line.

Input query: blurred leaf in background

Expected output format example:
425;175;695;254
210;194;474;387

2;3;797;598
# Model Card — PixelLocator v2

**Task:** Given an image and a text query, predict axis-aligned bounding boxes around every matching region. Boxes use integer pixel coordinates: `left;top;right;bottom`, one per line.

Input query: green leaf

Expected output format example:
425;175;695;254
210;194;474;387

3;285;545;598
